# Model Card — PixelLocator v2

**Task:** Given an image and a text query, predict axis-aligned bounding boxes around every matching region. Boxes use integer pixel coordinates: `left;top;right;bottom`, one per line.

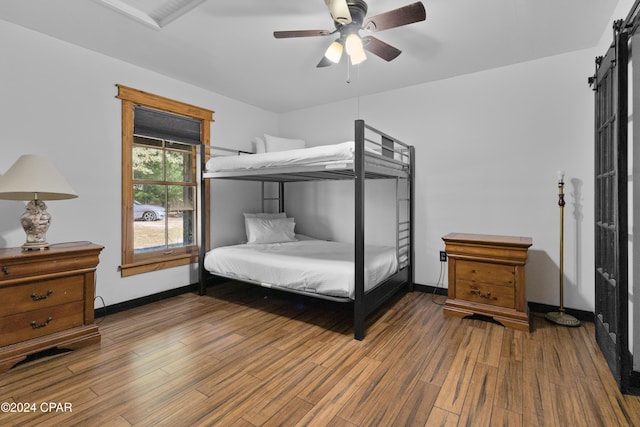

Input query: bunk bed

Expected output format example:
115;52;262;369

198;119;415;340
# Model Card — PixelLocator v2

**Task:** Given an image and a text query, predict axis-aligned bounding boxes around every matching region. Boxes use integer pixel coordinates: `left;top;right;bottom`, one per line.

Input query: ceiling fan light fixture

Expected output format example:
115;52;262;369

324;40;344;63
349;49;367;65
345;33;367;65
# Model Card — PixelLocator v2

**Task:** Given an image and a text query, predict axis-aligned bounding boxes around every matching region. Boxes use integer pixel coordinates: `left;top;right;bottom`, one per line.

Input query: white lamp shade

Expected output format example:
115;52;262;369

0;155;78;201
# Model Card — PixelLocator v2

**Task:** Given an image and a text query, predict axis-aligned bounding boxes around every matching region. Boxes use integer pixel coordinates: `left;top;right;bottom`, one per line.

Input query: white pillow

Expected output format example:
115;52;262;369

252;136;266;154
264;134;306;152
243;212;286;219
243;212;286;241
245;217;296;244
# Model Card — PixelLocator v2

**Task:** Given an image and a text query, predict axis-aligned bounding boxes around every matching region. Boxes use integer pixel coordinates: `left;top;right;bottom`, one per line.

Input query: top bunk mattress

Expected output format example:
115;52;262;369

203;237;399;300
204;141;407;179
206;141;355;173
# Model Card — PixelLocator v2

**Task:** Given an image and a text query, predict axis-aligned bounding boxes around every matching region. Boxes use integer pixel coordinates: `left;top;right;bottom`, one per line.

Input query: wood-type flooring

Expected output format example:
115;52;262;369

2;281;640;426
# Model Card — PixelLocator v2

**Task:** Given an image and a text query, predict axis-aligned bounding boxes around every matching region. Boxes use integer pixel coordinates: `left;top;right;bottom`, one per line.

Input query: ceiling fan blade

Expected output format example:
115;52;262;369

362;36;401;62
317;56;334;68
363;1;426;32
324;0;352;24
274;30;331;39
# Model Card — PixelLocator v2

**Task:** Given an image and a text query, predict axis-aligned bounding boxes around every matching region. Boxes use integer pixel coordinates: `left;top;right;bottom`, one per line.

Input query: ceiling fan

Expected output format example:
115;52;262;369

274;0;427;68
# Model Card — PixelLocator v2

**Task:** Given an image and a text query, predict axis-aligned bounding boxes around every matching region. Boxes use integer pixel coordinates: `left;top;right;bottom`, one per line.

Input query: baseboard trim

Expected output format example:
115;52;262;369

94;284;197;319
413;283;594;322
414;283;447;296
628;370;640;396
96;281;595;324
527;301;594;322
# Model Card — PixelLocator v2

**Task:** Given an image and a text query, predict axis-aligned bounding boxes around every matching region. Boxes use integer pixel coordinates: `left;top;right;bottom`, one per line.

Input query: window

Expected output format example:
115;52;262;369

132;135;196;252
117;85;214;276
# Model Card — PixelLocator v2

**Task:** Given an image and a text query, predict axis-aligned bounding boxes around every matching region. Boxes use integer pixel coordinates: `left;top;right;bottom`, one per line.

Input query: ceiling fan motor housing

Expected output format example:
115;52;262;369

341;0;368;33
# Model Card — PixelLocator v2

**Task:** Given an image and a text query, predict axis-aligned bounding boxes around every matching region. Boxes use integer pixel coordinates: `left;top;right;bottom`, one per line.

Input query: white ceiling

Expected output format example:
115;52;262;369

0;0;618;113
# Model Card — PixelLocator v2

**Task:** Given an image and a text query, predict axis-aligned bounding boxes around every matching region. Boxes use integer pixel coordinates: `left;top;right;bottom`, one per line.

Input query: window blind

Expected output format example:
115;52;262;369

134;106;201;146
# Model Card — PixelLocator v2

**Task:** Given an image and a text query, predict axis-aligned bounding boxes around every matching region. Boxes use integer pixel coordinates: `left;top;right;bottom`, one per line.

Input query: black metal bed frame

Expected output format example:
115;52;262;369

197;119;415;340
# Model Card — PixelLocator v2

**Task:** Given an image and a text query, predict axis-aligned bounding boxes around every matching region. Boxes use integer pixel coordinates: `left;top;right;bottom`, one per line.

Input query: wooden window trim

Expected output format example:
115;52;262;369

116;85;214;277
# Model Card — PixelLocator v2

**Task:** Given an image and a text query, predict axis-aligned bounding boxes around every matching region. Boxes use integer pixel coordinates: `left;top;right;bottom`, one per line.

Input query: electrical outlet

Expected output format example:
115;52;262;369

439;251;447;262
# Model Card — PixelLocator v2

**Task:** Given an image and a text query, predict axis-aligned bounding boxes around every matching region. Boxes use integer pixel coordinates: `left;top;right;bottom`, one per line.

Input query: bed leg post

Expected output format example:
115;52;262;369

198;259;206;296
354;317;364;341
199;142;208;296
354;119;366;340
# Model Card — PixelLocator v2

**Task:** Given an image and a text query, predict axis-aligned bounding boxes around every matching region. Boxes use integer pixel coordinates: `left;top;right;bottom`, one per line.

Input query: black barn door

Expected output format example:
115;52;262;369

593;22;630;393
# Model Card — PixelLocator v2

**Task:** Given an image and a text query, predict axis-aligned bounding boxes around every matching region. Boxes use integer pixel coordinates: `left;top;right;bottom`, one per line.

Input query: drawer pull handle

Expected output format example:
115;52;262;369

1;266;8;275
30;317;53;329
470;288;497;301
31;290;53;301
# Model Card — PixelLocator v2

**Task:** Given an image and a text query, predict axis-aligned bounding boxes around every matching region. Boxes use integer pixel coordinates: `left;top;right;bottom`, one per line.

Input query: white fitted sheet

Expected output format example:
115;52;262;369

203;238;398;299
207;141;355;172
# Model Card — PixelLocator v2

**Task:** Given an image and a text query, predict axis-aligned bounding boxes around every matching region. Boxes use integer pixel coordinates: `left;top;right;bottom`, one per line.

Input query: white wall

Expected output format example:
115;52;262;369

279;50;598;311
0;20;278;307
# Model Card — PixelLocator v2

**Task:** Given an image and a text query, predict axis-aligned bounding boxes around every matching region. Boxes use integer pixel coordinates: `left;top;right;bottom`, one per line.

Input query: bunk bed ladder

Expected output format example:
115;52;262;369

396;178;411;283
261;182;285;213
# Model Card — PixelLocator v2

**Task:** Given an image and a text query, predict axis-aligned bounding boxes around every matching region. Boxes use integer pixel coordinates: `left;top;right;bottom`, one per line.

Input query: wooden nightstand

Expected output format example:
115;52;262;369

0;242;103;372
442;233;532;332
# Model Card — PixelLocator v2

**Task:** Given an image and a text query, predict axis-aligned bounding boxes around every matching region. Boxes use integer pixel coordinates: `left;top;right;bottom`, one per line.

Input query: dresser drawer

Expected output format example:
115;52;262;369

0;275;84;317
0;301;85;346
0;256;93;282
456;279;515;309
456;260;515;286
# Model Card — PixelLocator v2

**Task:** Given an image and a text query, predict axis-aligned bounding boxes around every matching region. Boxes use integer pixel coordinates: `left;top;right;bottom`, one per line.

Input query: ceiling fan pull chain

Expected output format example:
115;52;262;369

346;61;351;84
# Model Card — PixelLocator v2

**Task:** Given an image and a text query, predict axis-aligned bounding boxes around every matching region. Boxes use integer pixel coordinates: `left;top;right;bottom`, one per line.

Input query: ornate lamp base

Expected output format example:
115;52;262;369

20;199;51;251
21;241;51;251
545;311;580;327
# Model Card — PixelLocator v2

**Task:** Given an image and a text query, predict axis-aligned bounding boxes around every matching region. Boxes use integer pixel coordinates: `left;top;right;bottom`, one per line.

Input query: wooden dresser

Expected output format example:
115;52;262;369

442;233;532;332
0;242;103;372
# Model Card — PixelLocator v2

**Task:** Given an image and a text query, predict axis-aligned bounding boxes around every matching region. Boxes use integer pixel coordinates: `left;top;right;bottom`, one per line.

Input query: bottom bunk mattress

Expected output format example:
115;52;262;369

203;237;399;300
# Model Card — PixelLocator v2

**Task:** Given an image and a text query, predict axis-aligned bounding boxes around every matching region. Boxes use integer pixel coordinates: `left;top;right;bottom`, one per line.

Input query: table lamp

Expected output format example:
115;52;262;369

0;155;78;250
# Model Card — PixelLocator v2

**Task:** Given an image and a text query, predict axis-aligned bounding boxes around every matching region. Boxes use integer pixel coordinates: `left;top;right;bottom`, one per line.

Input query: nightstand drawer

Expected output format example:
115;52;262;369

456;280;515;309
456;260;515;286
0;275;84;317
0;301;85;346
